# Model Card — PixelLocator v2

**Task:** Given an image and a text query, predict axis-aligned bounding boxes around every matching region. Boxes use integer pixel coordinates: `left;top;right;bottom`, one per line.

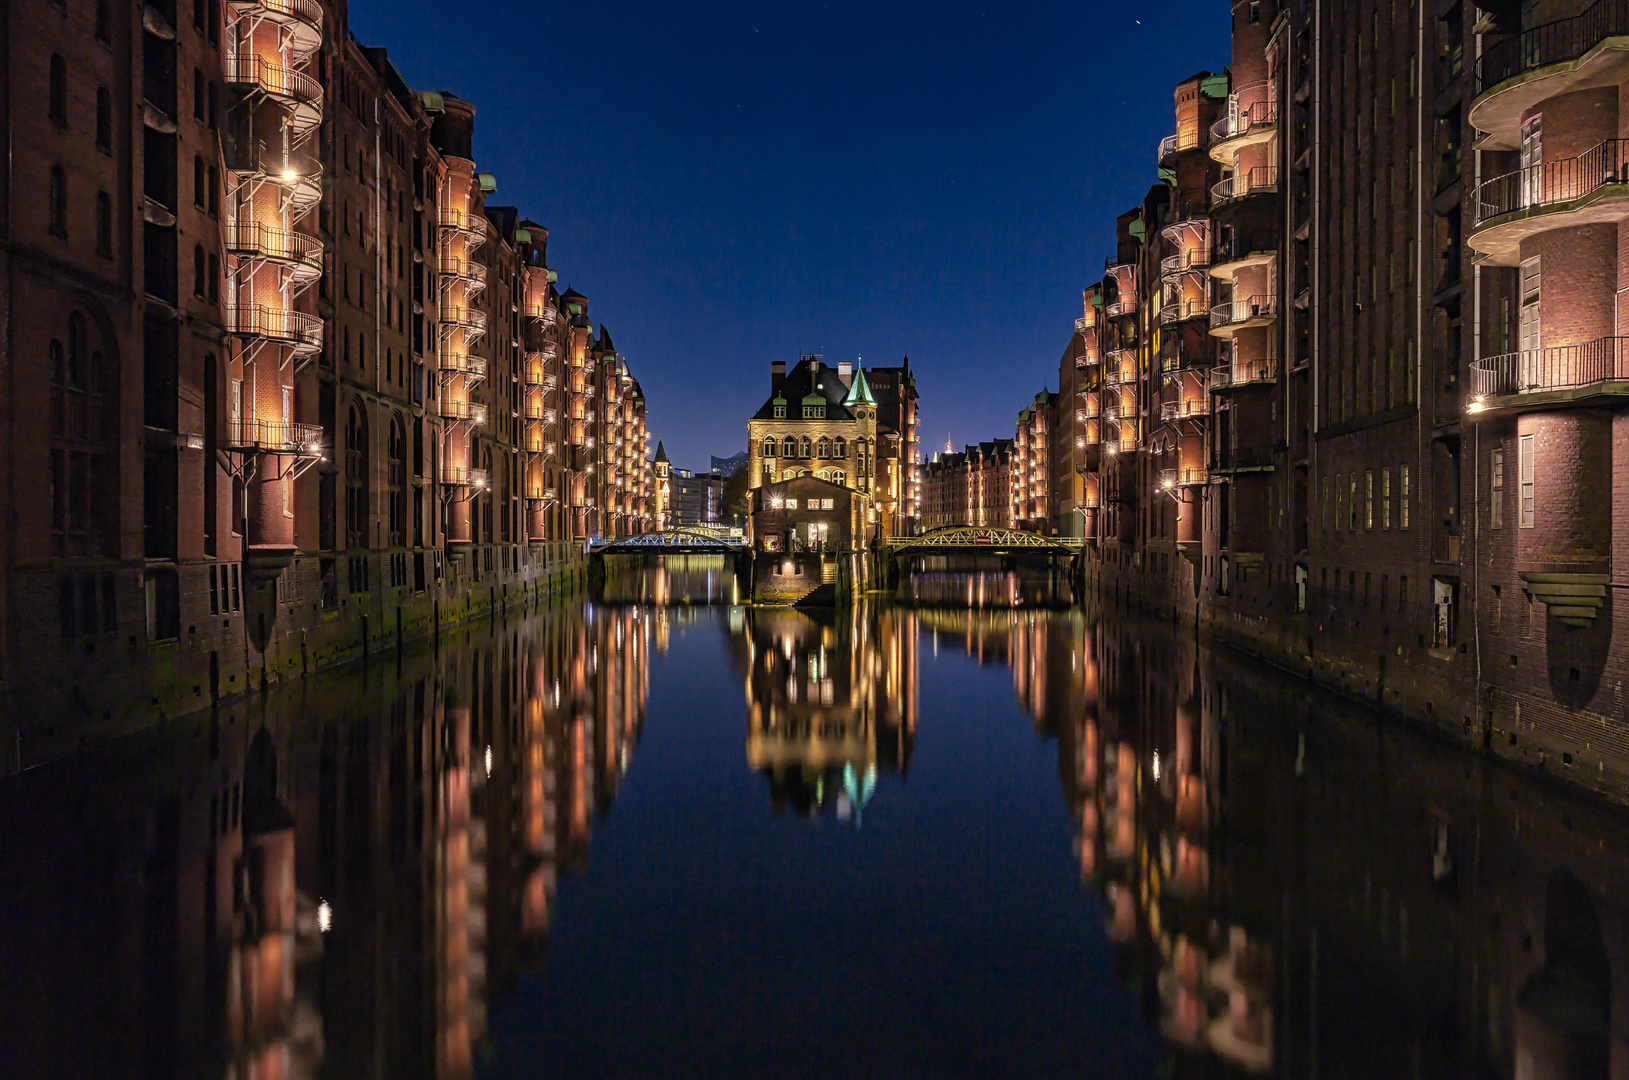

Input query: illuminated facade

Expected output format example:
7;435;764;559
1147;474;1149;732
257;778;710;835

920;439;1014;530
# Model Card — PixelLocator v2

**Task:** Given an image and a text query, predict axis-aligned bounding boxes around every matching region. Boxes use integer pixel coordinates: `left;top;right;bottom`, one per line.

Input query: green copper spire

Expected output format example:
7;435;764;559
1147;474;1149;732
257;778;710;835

844;368;876;406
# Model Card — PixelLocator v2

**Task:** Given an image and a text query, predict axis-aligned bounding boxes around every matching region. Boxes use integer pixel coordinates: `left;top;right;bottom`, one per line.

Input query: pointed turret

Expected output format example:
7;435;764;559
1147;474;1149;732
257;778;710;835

844;368;877;407
653;440;668;464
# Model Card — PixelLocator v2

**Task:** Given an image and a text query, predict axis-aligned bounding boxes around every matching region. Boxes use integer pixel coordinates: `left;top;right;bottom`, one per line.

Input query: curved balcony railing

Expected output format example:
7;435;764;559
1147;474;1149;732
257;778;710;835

523;402;557;423
439;354;488;380
225;304;322;353
1161;298;1211;325
1102;369;1126;387
224;417;323;455
1474;139;1629;224
224;221;322;277
1209;86;1278;145
523;364;557;389
1478;0;1629;92
1103;403;1124;422
1160;466;1210;487
1159;130;1202;162
1105;296;1139;319
1209;359;1276;389
439;256;489;290
1210;295;1277;329
439;208;490;243
526;303;559;326
1470;337;1629;397
1160;398;1211;422
440;399;488;426
1075;314;1096;334
230;0;324;49
224;55;323;115
1161;250;1211;277
1212;166;1279;204
442;466;489;488
1075;350;1099;369
440;306;488;336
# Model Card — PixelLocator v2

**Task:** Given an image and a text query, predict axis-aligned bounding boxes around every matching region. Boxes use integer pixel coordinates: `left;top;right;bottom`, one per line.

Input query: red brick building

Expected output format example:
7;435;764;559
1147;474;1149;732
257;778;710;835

920;439;1014;530
0;0;656;767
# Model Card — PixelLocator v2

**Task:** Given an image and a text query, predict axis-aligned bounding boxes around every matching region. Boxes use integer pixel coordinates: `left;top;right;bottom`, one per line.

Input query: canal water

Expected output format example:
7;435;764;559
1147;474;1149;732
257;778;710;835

0;560;1623;1078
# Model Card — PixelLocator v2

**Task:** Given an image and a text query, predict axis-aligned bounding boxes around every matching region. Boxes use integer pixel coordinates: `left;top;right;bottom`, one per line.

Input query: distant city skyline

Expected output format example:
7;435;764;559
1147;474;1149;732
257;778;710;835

349;0;1230;465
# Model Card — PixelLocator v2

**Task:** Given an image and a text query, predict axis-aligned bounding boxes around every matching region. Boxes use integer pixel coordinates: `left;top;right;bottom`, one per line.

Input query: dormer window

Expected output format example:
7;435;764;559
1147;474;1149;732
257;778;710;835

774;404;786;418
803;404;823;419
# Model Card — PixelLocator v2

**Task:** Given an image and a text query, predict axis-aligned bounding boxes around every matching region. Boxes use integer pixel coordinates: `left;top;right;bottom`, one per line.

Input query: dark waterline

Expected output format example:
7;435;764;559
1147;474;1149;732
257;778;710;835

0;562;1624;1079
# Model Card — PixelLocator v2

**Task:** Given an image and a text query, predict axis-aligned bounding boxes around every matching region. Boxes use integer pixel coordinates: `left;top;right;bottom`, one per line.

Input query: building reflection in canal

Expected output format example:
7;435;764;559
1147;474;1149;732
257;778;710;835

727;605;917;820
1;564;1626;1078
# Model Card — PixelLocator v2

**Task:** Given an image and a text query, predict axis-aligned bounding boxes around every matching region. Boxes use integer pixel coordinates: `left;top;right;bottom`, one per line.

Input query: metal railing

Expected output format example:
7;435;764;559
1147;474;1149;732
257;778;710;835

440;306;488;335
440;256;489;288
526;303;559;326
224;55;323;113
1103;403;1124;422
1160;466;1209;487
523;365;557;389
1210;359;1275;389
1210;294;1277;328
1209;85;1278;144
1470;337;1629;396
1105;296;1138;318
439;208;490;243
1474;138;1629;223
1212;166;1279;204
225;304;323;351
224;221;323;275
442;466;489;487
1159;129;1202;161
1075;314;1096;334
1159;398;1211;422
1478;0;1629;92
440;354;488;379
523;402;556;422
440;399;488;425
1102;369;1125;387
225;418;323;454
1161;298;1211;325
236;0;324;34
1075;350;1099;368
1213;445;1275;471
1161;249;1211;277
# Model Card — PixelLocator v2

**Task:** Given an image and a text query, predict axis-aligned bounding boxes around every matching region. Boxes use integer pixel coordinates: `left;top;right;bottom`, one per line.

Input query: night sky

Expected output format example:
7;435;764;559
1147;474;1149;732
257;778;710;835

350;1;1230;472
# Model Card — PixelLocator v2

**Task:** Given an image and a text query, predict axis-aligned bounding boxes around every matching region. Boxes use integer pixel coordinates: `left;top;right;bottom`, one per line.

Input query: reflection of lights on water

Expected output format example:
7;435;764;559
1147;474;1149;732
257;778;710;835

1151;750;1161;782
485;745;493;778
317;900;332;933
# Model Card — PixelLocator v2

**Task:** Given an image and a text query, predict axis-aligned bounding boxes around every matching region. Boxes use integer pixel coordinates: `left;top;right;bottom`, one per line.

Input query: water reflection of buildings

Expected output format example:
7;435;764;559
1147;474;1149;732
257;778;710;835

0;604;650;1080
730;605;917;820
940;603;1629;1079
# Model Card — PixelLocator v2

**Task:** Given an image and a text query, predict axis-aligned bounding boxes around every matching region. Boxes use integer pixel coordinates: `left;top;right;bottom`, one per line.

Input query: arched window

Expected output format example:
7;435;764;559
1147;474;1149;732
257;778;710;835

388;414;407;546
800;436;812;458
834;437;846;459
49;55;67;127
345;402;368;549
832;471;847;487
49;166;66;237
761;436;776;458
95;192;111;256
817;470;830;481
781;436;796;458
95;89;111;152
816;437;831;458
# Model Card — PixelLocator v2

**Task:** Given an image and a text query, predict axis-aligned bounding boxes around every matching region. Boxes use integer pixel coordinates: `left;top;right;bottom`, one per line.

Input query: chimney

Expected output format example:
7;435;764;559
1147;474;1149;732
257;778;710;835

837;360;852;385
771;360;786;393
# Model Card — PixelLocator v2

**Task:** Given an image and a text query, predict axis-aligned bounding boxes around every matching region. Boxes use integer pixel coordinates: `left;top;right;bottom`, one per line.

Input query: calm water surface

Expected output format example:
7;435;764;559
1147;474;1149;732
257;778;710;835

1;561;1624;1079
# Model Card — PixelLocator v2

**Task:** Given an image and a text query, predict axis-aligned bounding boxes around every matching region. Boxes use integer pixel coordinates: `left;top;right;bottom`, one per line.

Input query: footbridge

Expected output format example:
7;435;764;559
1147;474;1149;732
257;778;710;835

589;525;748;557
880;526;1084;593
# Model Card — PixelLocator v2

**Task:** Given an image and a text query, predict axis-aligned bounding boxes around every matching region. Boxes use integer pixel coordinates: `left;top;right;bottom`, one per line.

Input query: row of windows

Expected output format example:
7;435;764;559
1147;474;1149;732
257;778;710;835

1321;464;1412;533
761;435;870;460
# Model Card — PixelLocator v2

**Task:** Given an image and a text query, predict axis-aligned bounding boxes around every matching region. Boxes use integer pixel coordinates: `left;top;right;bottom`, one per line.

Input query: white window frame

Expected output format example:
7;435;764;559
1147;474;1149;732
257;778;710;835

1519;434;1535;528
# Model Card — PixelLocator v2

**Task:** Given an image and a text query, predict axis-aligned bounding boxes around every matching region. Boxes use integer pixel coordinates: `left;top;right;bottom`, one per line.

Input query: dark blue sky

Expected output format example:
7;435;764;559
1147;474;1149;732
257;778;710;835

351;1;1229;471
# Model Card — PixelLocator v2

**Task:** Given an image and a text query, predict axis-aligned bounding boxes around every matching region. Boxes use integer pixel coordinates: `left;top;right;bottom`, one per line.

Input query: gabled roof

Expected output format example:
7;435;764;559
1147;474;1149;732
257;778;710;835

751;358;857;422
843;368;876;407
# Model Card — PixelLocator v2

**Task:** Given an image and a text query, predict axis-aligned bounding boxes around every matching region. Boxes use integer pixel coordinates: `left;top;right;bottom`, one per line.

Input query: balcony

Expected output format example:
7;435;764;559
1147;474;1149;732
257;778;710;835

524;364;557;389
224;55;323;135
1102;369;1126;387
226;304;322;354
440;354;488;381
1208;86;1278;163
1075;349;1100;369
1103;437;1139;454
224;221;322;281
222;140;322;209
226;0;322;55
440;399;488;426
439;208;490;244
1209;238;1276;283
1469;337;1629;407
1212;166;1279;206
1103;403;1123;422
1212;445;1275;473
1472;0;1629;147
1076;313;1096;334
1470;139;1629;264
440;306;488;338
443;466;489;488
224;418;323;455
1209;295;1278;337
1159;129;1203;164
523;401;557;423
1160;298;1211;325
527;303;559;327
1159;398;1210;422
440;256;489;291
1161;249;1211;278
1104;296;1138;319
1160;466;1209;487
1209;359;1276;391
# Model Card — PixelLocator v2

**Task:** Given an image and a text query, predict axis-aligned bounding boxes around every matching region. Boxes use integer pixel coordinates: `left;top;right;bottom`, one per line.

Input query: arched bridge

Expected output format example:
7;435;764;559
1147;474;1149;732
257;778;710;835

882;526;1084;557
590;525;748;556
